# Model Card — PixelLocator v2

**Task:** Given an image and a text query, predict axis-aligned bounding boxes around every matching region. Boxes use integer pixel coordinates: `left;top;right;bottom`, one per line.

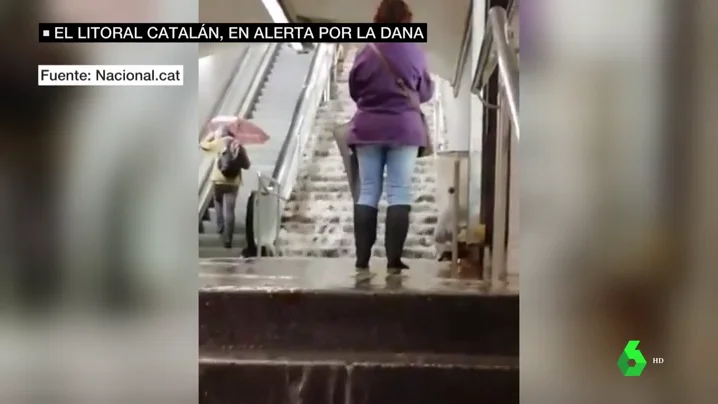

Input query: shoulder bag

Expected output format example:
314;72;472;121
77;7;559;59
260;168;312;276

368;43;434;158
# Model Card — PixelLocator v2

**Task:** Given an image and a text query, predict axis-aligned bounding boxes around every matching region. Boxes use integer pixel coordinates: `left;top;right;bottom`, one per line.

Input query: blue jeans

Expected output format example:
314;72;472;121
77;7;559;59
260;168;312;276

355;145;418;208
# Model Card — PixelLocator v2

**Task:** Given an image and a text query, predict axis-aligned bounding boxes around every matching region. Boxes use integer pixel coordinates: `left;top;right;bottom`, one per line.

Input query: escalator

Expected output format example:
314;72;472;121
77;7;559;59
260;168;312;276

199;44;317;258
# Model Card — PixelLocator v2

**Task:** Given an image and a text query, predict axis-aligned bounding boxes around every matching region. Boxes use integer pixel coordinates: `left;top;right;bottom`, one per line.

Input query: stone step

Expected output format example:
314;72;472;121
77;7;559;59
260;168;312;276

199;232;433;249
279;221;436;235
300;182;436;195
293;173;437;185
197;240;435;260
297;145;439;167
275;245;435;259
199;350;518;404
274;233;433;248
287;191;436;204
200;244;436;260
282;202;438;216
199;258;518;356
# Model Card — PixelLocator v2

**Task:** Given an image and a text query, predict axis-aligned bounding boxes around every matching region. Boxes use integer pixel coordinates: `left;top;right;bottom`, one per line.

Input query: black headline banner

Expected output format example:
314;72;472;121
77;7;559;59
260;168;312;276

38;23;428;43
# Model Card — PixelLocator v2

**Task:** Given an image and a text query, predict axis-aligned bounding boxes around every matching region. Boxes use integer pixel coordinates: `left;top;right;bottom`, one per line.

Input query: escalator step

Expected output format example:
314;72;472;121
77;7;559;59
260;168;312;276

200;216;247;234
202;219;244;235
199;233;248;247
200;246;246;258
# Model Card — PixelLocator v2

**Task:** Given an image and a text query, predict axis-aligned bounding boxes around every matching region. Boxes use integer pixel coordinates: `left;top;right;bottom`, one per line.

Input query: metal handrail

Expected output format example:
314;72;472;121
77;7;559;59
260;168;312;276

433;82;446;151
261;44;334;199
197;44;280;220
470;6;520;286
451;6;474;97
476;91;499;109
472;6;519;138
508;0;518;23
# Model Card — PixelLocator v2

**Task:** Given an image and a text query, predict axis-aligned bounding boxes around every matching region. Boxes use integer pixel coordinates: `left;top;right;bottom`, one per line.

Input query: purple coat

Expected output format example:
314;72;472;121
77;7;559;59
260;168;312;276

346;43;435;147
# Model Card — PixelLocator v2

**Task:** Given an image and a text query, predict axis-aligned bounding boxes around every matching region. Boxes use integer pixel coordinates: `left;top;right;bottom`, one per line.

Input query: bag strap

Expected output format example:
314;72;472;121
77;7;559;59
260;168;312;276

368;44;422;113
236;144;251;169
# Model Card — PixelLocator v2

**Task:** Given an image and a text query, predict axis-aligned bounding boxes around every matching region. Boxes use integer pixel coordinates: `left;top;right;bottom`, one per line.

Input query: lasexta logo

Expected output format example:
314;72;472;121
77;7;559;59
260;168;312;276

617;340;647;376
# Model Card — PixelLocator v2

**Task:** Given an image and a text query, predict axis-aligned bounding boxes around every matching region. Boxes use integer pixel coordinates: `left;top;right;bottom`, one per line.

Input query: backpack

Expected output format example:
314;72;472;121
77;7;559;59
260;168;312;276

216;137;249;179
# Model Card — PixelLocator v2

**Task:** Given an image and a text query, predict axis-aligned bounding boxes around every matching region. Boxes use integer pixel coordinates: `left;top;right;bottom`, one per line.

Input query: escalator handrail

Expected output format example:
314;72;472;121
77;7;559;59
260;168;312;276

198;44;281;220
472;6;519;138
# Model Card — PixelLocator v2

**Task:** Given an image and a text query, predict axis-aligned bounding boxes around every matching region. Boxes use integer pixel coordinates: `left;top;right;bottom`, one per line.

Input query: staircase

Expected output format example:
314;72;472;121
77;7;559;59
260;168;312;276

199;46;519;404
276;46;439;259
199;257;518;403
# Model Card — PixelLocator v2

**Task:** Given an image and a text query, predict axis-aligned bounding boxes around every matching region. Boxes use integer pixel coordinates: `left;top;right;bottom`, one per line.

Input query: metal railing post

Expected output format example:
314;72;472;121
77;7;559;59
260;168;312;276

451;158;461;275
489;89;511;286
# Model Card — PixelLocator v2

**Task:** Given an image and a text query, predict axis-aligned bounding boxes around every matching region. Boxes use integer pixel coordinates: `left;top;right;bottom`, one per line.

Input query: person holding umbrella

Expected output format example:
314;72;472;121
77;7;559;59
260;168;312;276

200;116;267;248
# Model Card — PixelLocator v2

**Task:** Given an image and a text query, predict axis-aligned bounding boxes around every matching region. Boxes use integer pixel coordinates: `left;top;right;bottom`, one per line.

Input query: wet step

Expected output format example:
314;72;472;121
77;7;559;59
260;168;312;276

300;182;436;194
274;245;435;259
286;192;436;205
200;232;434;250
295;173;437;185
199;258;518;356
279;219;438;232
200;246;245;258
199;349;518;404
202;208;245;234
274;233;434;248
199;285;518;354
201;221;246;235
281;203;438;217
277;215;437;260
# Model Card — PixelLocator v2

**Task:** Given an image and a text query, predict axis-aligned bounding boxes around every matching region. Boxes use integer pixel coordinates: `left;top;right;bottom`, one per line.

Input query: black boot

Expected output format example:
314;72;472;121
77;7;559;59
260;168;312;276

353;204;378;270
385;205;411;275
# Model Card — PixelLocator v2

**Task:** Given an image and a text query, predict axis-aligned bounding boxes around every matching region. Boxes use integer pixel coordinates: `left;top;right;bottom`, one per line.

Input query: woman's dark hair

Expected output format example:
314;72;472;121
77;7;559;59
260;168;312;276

373;0;412;23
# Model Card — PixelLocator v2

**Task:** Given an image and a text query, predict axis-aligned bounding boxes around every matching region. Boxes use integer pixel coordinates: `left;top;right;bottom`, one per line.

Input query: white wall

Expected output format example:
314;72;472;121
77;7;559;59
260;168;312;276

439;72;471;152
434;58;472;221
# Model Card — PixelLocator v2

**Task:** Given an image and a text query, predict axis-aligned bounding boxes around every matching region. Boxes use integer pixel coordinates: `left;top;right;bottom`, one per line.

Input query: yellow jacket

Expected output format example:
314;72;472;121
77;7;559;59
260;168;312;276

200;135;250;186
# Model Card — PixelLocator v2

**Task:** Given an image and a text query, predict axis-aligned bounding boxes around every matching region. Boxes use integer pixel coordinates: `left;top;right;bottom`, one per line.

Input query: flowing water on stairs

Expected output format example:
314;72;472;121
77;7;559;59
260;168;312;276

276;46;439;259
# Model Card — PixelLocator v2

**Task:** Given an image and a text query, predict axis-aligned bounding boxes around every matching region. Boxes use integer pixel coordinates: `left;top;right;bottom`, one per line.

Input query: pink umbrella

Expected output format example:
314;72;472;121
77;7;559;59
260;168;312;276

206;116;270;145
